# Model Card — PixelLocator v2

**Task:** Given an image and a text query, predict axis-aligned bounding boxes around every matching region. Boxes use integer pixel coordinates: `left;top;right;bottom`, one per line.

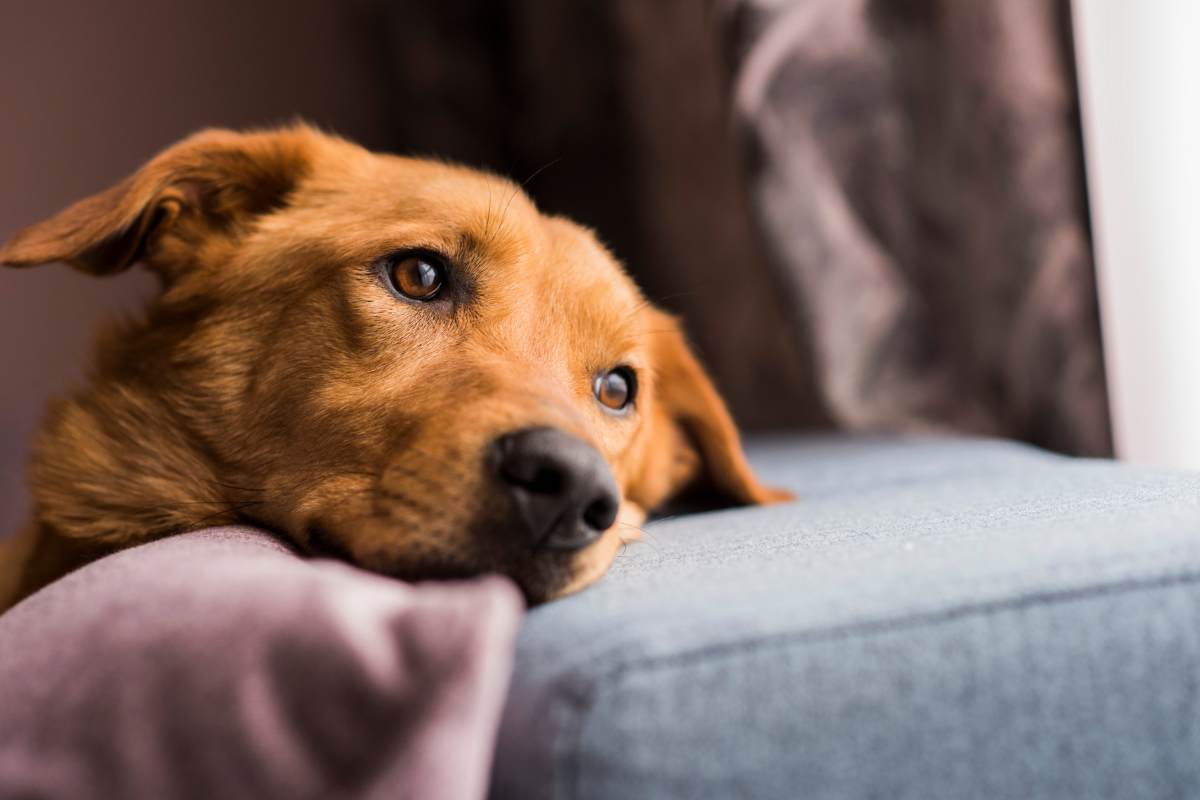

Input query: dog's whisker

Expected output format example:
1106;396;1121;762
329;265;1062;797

486;156;561;246
617;520;661;551
208;481;268;494
378;487;438;518
484;183;493;239
622;296;656;323
188;500;265;530
490;186;521;244
519;157;561;189
621;286;721;325
484;182;498;242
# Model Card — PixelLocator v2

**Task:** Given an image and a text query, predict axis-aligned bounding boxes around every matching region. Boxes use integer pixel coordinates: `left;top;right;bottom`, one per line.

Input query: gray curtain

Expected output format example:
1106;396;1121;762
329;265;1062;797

723;0;1111;454
370;0;1110;455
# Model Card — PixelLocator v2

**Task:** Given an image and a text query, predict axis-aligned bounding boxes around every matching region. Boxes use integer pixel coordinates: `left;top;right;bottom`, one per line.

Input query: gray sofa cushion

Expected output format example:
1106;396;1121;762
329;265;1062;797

490;436;1200;800
0;527;523;800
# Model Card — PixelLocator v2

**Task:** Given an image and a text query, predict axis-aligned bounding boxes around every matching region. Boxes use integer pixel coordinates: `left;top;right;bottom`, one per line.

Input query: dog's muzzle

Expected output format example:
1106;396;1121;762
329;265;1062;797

491;427;619;551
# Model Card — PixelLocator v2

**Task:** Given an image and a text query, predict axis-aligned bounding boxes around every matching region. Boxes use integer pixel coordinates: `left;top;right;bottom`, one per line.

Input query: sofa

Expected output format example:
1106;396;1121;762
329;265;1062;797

3;435;1199;799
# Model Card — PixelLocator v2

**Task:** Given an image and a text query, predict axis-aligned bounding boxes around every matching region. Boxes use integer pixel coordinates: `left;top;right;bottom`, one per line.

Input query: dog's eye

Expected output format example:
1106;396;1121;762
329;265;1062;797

387;253;445;301
594;367;637;412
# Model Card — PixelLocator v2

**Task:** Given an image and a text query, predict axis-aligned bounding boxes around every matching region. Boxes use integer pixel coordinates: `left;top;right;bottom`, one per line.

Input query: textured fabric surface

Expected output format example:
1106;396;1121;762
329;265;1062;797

491;436;1200;800
724;0;1110;455
0;527;523;800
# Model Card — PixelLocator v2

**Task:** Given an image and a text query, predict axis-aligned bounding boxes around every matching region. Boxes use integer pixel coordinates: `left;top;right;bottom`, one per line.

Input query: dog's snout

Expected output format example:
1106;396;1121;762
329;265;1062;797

493;427;619;551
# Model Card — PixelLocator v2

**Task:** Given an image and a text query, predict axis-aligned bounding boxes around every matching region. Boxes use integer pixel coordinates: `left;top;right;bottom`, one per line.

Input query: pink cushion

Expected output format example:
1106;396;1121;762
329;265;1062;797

0;526;523;799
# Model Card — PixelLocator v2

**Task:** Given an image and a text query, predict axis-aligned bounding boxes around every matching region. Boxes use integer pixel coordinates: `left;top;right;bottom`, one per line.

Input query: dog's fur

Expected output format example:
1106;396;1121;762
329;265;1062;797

0;125;787;610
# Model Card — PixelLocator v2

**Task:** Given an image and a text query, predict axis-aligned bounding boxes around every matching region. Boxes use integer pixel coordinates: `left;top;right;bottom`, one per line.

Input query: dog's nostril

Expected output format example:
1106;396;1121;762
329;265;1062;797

527;465;565;495
583;496;618;532
493;427;620;551
499;458;567;497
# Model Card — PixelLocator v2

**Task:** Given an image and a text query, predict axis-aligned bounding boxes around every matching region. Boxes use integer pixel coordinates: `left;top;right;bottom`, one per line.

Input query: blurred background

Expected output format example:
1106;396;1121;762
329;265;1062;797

4;1;1192;536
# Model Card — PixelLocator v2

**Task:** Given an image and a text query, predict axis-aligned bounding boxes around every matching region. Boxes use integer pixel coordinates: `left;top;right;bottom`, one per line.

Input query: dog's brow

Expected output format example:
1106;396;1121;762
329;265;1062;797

452;230;494;267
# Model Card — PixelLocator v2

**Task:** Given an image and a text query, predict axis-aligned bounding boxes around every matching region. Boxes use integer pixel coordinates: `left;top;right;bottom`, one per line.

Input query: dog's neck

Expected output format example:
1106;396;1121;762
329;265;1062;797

2;373;242;609
29;381;237;543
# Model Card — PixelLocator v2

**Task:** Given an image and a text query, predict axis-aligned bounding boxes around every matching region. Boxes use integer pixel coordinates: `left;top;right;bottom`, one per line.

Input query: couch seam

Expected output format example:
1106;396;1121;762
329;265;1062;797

753;460;1122;502
558;566;1200;800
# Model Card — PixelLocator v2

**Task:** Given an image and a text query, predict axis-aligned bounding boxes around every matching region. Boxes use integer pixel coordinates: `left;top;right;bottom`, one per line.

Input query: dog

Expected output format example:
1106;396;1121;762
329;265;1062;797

0;125;789;610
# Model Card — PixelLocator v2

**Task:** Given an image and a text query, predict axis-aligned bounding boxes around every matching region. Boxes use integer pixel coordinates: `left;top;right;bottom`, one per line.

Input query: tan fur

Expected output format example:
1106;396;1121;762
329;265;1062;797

0;125;790;610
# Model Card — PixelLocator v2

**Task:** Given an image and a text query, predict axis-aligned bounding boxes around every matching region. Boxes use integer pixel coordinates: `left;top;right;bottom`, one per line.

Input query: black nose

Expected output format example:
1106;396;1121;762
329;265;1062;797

492;427;620;551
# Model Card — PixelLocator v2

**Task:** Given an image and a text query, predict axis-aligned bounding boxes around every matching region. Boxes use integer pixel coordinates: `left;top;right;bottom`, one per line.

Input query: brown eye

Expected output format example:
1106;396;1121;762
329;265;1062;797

594;367;637;412
387;253;445;300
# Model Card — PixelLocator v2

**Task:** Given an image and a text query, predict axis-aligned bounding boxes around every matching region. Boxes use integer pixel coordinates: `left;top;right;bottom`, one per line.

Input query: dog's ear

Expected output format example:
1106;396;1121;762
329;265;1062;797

629;308;793;511
0;126;316;278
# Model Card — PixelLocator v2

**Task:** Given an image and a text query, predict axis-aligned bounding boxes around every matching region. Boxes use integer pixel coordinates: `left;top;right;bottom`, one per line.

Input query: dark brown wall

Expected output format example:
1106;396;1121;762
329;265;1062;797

0;1;392;535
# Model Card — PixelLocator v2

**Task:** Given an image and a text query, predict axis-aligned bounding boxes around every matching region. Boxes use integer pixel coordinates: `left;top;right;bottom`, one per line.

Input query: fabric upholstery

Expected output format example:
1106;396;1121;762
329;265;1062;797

491;436;1200;799
0;527;523;800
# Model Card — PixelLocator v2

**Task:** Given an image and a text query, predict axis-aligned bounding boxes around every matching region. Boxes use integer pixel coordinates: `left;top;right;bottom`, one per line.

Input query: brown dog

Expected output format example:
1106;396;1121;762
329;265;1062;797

0;125;788;609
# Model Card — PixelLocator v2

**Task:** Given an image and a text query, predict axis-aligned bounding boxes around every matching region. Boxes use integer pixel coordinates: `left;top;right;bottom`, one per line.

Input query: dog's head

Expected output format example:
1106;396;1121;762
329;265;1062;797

1;126;789;602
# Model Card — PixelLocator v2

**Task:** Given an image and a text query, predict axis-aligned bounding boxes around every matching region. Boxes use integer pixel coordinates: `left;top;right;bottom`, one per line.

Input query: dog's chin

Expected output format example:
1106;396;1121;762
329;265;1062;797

298;513;621;604
510;540;627;604
382;549;602;606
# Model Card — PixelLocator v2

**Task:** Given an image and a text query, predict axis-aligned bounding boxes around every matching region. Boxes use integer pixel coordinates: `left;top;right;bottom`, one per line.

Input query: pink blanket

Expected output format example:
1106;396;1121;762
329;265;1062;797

0;526;523;800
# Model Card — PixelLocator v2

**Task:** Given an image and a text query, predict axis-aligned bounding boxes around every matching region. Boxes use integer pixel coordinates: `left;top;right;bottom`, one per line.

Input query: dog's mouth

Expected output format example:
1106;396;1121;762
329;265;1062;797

285;425;627;604
295;518;602;605
302;522;356;563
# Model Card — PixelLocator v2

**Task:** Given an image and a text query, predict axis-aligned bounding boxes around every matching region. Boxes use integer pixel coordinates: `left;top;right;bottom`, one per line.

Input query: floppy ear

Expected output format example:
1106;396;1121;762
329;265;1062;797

0;126;315;278
630;308;793;511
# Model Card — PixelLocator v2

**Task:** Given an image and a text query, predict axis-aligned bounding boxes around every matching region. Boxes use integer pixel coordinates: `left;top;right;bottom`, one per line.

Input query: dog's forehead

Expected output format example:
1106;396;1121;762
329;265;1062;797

538;216;636;291
352;154;534;224
296;151;647;344
355;155;642;309
488;212;645;341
